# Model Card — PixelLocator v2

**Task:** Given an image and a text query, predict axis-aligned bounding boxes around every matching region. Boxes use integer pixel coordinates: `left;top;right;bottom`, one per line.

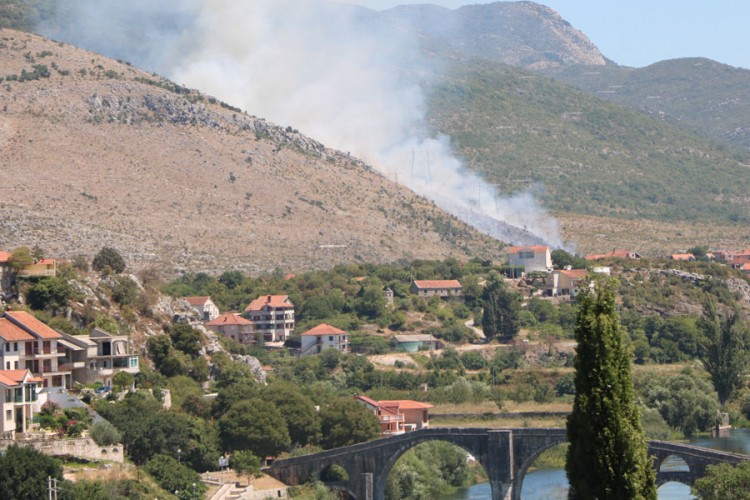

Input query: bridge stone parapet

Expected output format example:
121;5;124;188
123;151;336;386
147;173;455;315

265;428;750;499
649;440;747;486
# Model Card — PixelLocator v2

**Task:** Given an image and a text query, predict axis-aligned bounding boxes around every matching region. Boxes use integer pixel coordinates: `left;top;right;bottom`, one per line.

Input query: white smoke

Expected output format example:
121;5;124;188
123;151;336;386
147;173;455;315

38;0;562;247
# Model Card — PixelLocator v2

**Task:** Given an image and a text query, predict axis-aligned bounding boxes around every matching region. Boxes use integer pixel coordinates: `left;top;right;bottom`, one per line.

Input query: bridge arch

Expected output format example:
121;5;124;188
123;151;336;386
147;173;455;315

511;434;567;500
372;431;493;500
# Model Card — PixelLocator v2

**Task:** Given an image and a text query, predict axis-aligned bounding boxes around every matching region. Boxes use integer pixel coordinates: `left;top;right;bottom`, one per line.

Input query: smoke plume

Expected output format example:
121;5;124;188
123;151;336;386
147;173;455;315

37;0;562;247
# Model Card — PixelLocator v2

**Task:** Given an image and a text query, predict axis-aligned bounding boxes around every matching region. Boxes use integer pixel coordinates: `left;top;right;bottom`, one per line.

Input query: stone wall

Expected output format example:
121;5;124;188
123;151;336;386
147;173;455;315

0;437;124;463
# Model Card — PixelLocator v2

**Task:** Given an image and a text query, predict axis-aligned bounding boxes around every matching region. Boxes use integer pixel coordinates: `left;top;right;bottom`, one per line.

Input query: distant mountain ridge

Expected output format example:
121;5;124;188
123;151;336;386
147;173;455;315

381;1;607;70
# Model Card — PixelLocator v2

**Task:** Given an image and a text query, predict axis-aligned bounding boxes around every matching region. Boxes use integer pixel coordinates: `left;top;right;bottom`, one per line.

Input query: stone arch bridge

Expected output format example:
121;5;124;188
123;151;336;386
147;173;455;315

265;428;750;500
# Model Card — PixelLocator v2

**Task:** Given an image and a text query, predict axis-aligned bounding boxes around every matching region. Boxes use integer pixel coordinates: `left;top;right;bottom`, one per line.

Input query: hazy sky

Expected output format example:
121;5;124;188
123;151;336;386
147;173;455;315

348;0;750;70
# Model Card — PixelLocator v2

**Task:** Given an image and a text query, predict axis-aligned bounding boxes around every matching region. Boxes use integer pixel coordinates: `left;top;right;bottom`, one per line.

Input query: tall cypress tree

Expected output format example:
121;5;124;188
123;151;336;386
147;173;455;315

566;283;656;499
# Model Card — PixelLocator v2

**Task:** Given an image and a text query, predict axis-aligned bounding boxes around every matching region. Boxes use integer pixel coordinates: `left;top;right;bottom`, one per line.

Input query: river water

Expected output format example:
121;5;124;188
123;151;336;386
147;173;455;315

443;429;750;499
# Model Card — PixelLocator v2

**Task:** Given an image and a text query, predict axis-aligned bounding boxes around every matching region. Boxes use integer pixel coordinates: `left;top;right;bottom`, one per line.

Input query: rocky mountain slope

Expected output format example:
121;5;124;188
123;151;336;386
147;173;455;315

380;1;607;70
0;29;504;273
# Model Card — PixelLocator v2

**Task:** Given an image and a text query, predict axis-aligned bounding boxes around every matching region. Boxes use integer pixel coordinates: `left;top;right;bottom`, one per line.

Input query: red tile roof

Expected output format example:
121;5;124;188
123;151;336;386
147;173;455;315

244;295;293;312
741;263;750;272
0;251;10;263
412;280;462;289
183;296;211;307
4;311;62;339
507;245;549;254
559;269;588;279
36;259;55;266
379;400;434;410
206;313;252;326
301;323;347;336
0;318;34;341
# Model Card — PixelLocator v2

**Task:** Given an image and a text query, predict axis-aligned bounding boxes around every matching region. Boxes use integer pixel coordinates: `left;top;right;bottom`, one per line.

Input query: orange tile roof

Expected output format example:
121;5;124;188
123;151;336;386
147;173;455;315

741;263;750;271
559;269;588;279
36;259;55;266
507;245;549;254
4;311;62;339
379;400;434;410
0;251;10;263
301;323;347;336
0;318;34;341
671;253;695;261
183;296;211;307
412;280;461;289
244;295;293;312
0;369;38;387
206;313;252;326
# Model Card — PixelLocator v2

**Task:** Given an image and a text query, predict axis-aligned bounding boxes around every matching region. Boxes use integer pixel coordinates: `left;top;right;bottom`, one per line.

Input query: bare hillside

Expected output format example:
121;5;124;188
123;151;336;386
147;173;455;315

0;29;504;273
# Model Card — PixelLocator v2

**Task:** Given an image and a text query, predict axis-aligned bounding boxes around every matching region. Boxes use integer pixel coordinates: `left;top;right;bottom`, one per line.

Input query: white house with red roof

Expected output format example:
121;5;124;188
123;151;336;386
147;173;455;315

300;323;349;357
507;245;552;273
355;395;433;435
545;269;589;298
206;313;255;345
410;280;462;299
0;311;71;388
181;296;220;321
0;369;43;436
244;295;295;343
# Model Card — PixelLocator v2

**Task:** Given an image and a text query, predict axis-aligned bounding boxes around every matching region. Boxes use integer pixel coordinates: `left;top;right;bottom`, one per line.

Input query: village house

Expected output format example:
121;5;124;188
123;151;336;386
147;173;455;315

0;311;71;389
410;280;462;299
506;245;552;273
584;249;642;261
206;313;255;345
16;258;56;278
355;395;433;435
300;323;349;357
58;328;139;387
393;334;442;352
244;295;295;342
181;296;220;321
545;269;589;298
0;369;43;437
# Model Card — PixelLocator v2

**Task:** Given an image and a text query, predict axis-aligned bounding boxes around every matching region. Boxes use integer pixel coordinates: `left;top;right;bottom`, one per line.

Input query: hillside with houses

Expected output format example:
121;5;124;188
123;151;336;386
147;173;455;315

0;241;748;496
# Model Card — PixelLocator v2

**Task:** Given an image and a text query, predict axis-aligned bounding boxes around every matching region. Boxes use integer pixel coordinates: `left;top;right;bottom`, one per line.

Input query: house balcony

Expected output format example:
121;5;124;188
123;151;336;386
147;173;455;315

58;361;85;371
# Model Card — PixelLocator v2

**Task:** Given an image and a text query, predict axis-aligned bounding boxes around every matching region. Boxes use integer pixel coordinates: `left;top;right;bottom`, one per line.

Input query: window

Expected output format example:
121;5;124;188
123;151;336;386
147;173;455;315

13;361;18;369
329;336;333;341
13;343;17;351
5;390;10;403
5;362;8;370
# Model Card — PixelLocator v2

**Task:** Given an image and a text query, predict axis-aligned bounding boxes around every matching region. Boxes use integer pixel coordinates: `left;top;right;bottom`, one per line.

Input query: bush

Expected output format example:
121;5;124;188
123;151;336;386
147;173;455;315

92;247;126;274
144;454;205;499
90;420;122;446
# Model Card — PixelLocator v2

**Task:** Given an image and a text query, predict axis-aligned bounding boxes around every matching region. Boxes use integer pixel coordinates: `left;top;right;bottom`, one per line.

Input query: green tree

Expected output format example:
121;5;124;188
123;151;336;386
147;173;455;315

90;420;122;446
144;454;205;500
693;461;750;500
112;371;134;392
169;322;204;358
481;276;521;339
261;382;321;447
26;276;73;312
698;299;750;405
219;399;291;457
0;444;64;500
231;450;261;484
566;283;656;499
319;397;380;449
551;249;589;270
8;246;33;276
92;246;126;274
641;372;721;437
